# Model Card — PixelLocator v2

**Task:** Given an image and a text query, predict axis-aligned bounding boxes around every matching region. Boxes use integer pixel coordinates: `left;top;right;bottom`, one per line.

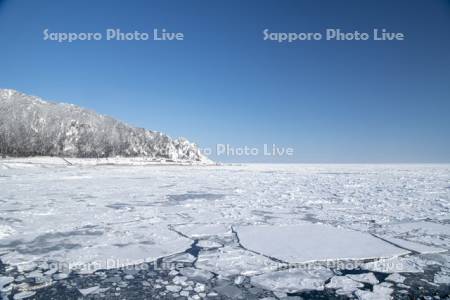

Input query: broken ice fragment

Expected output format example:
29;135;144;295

0;276;14;288
214;283;244;298
78;286;100;296
434;271;450;285
180;267;214;282
355;285;393;300
13;291;36;300
380;236;446;254
163;252;196;264
196;240;222;249
325;276;363;295
363;256;423;273
166;285;182;292
250;267;333;293
195;246;277;277
346;272;379;285
385;273;406;283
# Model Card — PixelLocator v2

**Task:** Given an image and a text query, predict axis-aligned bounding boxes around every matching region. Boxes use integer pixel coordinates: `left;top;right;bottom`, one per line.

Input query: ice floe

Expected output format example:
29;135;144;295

163;253;196;264
379;236;447;254
0;276;14;288
195;246;277;277
0;225;15;239
196;240;222;249
346;272;379;285
12;291;36;300
78;286;102;296
179;268;214;282
385;273;406;283
174;224;232;239
251;266;333;293
363;256;423;273
387;221;450;236
0;223;192;273
236;224;409;263
326;275;364;295
434;271;450;285
355;284;393;300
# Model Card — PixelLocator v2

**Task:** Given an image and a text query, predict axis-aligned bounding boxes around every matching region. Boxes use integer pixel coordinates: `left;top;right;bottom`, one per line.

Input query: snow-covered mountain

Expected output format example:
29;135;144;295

0;89;209;162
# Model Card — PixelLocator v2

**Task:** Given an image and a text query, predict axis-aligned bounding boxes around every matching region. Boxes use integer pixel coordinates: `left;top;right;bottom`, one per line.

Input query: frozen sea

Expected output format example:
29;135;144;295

0;159;449;299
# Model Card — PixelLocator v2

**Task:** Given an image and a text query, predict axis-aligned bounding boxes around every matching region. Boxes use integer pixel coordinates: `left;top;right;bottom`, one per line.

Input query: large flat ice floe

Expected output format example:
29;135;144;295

236;224;410;263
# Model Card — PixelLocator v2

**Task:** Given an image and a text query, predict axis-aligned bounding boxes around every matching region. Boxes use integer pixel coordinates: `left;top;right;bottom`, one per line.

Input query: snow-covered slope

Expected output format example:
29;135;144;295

0;89;210;162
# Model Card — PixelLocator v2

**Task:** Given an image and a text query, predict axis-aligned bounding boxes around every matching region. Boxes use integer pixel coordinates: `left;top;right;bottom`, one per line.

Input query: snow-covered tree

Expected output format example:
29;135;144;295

0;89;209;162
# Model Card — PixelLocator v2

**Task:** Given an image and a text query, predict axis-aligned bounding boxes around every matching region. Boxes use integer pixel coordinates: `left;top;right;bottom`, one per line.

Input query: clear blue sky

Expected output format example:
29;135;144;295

0;0;449;163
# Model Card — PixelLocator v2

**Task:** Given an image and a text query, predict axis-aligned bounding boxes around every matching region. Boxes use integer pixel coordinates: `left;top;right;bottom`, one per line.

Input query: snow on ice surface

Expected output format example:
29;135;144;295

387;221;450;236
325;275;364;295
0;161;449;291
379;235;447;254
363;256;425;273
385;273;406;283
195;246;278;277
354;284;393;300
236;224;410;263
251;266;333;292
174;224;232;239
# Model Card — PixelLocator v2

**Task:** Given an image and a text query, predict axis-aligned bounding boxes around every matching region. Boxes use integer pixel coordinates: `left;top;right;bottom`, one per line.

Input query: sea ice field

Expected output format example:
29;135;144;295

0;158;449;299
